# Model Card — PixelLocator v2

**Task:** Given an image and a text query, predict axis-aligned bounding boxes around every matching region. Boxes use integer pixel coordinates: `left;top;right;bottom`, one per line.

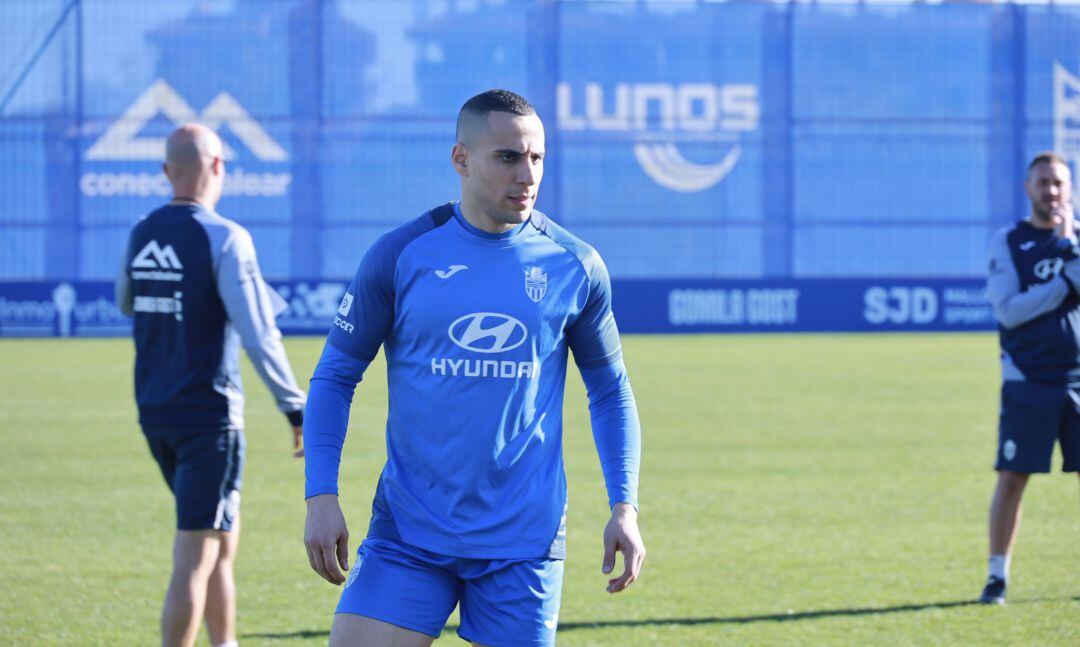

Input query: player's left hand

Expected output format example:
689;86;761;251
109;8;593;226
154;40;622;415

602;502;645;594
292;425;304;458
1053;202;1076;240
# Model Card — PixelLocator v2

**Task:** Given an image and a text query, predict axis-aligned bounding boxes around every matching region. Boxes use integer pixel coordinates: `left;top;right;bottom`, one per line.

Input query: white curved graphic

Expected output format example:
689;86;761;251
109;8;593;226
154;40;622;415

632;142;742;193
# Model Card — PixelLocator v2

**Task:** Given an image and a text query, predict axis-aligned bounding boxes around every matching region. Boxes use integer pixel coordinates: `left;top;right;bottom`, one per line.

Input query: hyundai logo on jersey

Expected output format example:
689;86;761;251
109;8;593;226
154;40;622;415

1034;257;1064;281
448;313;528;354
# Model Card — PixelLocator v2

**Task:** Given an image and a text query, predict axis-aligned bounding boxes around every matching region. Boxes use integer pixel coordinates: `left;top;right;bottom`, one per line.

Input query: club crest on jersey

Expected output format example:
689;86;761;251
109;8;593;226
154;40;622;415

525;267;547;302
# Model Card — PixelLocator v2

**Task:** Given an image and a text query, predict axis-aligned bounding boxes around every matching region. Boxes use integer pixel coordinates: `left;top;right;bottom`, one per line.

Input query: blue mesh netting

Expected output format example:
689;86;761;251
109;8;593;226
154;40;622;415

1;0;1078;281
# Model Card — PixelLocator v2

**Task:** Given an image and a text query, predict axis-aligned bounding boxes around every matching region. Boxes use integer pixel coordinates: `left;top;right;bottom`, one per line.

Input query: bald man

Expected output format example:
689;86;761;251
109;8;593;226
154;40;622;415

116;124;307;647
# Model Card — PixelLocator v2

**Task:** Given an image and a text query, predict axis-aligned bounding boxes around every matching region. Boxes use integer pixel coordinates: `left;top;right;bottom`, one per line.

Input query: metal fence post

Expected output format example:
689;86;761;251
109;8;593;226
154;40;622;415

761;1;794;278
288;0;324;280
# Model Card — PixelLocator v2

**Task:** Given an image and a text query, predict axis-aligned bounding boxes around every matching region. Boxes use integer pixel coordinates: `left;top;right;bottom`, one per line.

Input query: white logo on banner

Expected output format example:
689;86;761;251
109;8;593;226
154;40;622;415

0;283;129;337
275;283;348;326
52;283;76;337
80;80;292;199
86;79;287;161
558;82;759;192
1054;62;1080;163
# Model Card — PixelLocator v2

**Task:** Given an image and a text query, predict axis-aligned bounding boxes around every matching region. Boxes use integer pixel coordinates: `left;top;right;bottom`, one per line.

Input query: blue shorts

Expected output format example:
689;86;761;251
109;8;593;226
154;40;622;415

337;537;563;646
143;427;245;531
997;381;1080;473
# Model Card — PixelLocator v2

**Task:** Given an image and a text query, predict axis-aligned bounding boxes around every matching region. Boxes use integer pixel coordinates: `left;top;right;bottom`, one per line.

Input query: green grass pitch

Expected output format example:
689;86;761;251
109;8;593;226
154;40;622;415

1;334;1077;645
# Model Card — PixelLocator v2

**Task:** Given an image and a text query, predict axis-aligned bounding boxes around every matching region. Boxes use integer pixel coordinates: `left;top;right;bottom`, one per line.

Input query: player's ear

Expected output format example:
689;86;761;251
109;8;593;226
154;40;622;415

451;144;469;177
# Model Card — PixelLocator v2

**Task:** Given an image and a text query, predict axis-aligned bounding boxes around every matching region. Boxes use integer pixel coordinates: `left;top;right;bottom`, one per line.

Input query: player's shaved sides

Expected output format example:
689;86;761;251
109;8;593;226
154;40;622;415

165;124;222;174
455;89;536;145
1026;150;1069;176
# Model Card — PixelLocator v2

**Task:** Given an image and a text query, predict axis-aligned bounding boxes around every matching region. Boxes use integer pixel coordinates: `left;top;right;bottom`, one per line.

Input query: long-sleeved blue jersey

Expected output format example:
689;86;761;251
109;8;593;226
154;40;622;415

304;203;641;560
116;203;306;429
987;219;1080;384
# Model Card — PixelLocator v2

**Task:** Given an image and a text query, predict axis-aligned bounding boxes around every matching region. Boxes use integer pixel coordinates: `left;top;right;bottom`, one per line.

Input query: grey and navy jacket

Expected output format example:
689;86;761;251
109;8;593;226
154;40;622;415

116;203;305;430
987;219;1080;385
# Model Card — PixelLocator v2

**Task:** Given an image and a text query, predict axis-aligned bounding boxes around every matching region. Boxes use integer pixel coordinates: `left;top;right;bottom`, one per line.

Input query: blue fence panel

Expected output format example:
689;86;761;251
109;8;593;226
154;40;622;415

2;1;1080;334
557;2;766;279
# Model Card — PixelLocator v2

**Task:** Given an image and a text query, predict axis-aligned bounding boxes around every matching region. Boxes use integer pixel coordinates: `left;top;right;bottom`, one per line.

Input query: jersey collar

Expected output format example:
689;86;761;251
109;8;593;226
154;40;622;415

450;202;534;247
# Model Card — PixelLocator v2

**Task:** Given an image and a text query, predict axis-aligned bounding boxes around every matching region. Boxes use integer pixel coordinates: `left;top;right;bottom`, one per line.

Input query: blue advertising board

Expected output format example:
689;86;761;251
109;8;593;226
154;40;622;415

0;279;993;338
614;279;992;333
0;280;349;338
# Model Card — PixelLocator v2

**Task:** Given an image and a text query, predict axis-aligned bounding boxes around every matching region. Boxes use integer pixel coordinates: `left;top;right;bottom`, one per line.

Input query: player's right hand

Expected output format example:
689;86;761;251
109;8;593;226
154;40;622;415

291;424;304;458
304;493;350;585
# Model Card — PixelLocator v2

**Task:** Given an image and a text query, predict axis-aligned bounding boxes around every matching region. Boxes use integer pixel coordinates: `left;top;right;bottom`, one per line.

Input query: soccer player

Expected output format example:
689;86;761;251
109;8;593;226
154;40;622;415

982;150;1080;605
116;124;307;647
303;89;644;646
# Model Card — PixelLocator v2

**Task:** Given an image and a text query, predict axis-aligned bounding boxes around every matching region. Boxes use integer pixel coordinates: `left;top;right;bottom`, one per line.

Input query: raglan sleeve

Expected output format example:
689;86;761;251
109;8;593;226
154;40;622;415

115;233;134;317
216;226;306;422
303;236;398;498
566;250;641;510
987;228;1075;329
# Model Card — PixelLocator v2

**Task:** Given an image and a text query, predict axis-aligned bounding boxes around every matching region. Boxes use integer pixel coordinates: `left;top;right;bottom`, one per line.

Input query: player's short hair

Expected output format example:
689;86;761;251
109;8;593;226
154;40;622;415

1027;151;1069;173
456;90;536;144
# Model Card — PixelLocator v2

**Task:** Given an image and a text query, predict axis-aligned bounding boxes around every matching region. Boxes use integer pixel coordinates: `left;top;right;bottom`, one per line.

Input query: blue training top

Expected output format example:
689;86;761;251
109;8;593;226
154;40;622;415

304;202;641;560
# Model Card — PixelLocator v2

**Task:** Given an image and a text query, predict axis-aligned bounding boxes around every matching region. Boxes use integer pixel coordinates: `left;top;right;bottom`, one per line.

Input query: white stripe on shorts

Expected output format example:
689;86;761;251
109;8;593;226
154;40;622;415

213;429;237;530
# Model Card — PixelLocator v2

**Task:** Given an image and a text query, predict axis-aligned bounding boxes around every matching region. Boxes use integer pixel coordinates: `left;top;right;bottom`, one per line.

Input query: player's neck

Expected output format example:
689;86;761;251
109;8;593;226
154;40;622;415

458;199;517;234
1028;212;1054;230
170;195;214;210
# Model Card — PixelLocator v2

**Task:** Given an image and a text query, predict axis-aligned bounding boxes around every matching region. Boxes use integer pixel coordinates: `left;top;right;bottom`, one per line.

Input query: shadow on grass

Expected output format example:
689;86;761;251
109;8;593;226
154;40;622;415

555;599;980;631
241;628;329;639
243;596;1077;639
552;596;1076;632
